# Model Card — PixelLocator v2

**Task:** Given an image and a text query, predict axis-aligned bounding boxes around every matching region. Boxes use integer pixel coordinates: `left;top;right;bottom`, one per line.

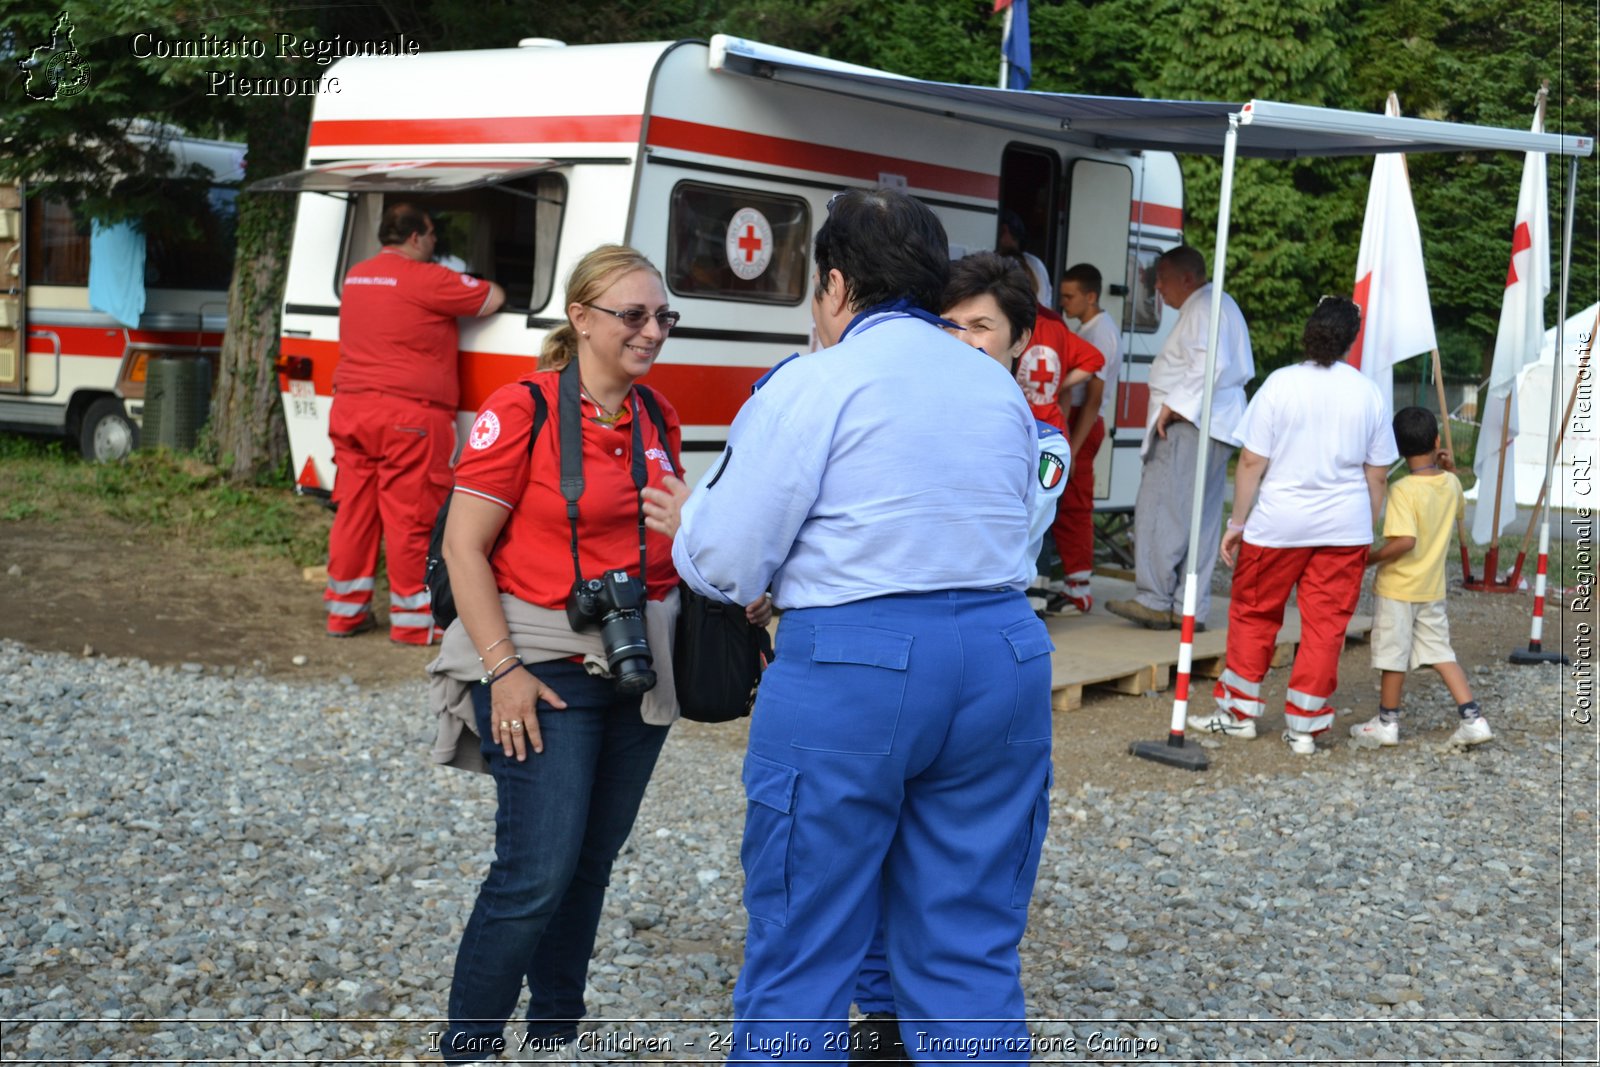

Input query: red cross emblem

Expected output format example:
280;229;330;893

737;224;763;263
1029;357;1054;388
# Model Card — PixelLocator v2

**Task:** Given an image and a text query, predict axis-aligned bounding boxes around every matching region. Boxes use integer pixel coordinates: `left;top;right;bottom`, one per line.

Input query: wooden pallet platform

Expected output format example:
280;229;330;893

1046;575;1372;711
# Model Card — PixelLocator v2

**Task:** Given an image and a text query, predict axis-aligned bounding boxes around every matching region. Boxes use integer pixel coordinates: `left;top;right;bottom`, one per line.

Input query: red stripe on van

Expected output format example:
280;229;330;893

25;323;219;358
1131;200;1183;230
646;117;998;199
1118;380;1150;429
307;115;643;147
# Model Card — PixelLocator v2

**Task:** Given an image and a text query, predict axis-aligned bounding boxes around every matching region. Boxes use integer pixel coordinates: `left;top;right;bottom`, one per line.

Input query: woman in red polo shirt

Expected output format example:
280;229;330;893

435;245;763;1062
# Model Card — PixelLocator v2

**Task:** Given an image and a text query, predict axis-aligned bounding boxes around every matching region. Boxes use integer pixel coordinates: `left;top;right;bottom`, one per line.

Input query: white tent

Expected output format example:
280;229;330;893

1507;302;1595;509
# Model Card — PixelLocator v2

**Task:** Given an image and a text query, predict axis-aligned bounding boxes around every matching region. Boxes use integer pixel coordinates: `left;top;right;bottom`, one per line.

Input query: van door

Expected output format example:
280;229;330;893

1063;158;1134;499
997;144;1060;296
0;184;22;393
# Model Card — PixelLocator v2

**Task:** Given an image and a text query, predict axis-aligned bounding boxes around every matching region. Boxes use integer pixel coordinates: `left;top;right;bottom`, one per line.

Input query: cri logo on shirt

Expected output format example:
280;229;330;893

468;410;501;450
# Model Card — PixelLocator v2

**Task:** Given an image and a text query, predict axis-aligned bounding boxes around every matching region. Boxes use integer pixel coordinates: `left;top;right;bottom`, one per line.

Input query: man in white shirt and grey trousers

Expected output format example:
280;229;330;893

1107;245;1254;631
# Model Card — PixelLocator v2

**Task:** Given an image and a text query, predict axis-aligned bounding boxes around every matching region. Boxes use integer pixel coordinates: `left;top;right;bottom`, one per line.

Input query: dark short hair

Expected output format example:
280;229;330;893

1156;245;1205;281
943;252;1038;348
379;203;433;246
1060;262;1102;297
1393;406;1439;459
999;209;1028;245
815;188;949;313
1303;295;1362;366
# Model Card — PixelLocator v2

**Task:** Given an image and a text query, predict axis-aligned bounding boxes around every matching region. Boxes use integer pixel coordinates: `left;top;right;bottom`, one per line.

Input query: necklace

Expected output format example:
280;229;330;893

1411;464;1439;473
580;379;627;425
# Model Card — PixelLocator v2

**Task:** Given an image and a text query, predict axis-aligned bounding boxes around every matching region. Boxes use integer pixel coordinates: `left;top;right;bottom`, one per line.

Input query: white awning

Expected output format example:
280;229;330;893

709;35;1594;161
249;159;561;194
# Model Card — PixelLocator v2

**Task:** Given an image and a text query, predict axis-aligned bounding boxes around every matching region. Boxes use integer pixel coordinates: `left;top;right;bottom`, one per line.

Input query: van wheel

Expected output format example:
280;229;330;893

79;397;139;462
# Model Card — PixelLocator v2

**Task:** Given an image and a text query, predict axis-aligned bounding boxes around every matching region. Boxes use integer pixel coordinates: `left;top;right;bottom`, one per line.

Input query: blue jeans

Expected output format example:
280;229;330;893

443;660;670;1062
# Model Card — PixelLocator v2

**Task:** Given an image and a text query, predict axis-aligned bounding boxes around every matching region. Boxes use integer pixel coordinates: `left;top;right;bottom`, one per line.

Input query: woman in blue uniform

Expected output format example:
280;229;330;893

648;189;1054;1064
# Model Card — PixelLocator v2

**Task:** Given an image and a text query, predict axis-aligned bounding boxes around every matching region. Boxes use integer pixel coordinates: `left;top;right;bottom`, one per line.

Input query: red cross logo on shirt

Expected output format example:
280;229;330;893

1029;357;1054;388
737;225;763;263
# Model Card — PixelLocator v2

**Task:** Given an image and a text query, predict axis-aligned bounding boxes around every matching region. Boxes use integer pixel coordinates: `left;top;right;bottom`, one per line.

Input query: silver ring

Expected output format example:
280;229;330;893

500;720;513;732
510;721;524;731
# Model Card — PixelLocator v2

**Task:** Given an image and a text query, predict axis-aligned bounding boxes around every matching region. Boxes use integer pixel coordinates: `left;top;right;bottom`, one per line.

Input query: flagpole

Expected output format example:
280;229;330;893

998;5;1012;89
1483;390;1515;581
1429;347;1476;583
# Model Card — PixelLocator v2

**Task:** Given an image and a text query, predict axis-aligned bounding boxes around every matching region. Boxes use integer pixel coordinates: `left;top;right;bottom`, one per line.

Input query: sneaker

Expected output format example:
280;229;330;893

1066;591;1093;614
850;1013;907;1064
1043;592;1083;616
1186;710;1257;739
1106;598;1173;630
1348;716;1400;746
1167;611;1207;633
1449;716;1493;746
326;615;376;638
1283;729;1316;755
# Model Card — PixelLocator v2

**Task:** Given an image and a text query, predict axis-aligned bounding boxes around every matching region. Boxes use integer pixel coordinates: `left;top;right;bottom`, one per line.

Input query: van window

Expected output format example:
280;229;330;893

337;174;565;313
25;198;89;286
26;187;238;291
666;183;810;305
1123;245;1163;334
145;184;238;290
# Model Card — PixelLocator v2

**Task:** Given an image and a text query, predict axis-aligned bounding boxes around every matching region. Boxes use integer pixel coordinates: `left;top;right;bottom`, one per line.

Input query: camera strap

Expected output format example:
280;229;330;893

556;359;649;588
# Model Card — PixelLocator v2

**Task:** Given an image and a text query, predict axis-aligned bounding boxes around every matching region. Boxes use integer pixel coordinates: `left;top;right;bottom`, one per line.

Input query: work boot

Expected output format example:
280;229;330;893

1106;599;1172;630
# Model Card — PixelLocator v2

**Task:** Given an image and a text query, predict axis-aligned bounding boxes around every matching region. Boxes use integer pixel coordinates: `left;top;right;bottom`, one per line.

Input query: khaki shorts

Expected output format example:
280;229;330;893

1371;595;1456;672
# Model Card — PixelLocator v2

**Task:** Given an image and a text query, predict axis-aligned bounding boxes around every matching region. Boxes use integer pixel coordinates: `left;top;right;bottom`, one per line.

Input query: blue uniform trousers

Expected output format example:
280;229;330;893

733;589;1054;1064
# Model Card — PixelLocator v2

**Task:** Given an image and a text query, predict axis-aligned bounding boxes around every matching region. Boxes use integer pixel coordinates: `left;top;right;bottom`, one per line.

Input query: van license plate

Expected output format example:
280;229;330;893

289;379;317;419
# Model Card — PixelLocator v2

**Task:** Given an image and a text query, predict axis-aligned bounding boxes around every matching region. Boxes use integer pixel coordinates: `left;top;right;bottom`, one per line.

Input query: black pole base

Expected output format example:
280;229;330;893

1510;646;1569;665
1130;736;1210;771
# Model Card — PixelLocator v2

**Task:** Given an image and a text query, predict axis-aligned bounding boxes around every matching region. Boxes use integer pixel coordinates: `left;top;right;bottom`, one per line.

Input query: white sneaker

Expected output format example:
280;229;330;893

1449;716;1493;746
1283;729;1316;755
1349;716;1400;746
1187;710;1257;739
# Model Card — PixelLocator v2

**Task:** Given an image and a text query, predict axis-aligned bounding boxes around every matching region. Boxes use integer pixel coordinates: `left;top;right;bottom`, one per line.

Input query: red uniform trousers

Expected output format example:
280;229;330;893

1051;411;1104;591
1211;541;1367;734
325;392;455;644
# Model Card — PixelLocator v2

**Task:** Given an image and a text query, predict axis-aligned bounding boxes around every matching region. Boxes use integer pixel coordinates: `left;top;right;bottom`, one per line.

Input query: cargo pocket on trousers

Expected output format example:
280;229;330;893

741;753;798;926
1002;618;1055;744
789;625;913;755
1010;765;1053;908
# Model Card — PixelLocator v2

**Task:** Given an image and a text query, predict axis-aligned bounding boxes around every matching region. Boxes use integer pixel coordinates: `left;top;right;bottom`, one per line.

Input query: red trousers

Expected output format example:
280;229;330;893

1051;412;1104;580
1212;541;1367;734
325;392;455;643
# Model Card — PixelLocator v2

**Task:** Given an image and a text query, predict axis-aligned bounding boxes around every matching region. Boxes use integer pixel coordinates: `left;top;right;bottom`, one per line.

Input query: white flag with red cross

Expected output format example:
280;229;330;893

1472;90;1550;546
1349;93;1438;415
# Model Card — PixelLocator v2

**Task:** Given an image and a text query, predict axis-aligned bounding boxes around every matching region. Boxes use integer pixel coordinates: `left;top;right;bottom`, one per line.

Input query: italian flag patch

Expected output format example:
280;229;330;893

1038;453;1066;490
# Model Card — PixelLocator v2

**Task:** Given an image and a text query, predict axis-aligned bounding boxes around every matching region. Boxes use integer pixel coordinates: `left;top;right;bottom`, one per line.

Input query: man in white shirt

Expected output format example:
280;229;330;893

1107;245;1254;630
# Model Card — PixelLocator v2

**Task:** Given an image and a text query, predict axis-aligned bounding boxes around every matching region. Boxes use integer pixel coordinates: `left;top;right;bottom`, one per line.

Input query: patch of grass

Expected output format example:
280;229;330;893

0;432;330;566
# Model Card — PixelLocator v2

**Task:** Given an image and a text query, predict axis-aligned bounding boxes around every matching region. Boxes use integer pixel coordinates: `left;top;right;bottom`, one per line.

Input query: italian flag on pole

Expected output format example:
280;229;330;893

1348;93;1437;416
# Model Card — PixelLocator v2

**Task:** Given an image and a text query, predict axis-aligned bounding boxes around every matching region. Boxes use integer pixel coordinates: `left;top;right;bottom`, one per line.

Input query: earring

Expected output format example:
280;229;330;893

581;331;589;337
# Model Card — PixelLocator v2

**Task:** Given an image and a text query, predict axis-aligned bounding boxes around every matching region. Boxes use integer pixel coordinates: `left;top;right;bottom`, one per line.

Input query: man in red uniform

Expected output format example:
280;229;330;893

1014;304;1102;606
325;203;505;643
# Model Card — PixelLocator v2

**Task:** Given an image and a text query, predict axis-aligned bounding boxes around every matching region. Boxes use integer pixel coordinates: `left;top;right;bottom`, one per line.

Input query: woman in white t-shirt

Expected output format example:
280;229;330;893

1186;296;1398;754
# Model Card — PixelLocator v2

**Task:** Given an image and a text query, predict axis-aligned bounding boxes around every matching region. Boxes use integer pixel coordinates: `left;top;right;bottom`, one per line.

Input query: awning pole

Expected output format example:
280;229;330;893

1511;155;1581;664
1132;112;1239;771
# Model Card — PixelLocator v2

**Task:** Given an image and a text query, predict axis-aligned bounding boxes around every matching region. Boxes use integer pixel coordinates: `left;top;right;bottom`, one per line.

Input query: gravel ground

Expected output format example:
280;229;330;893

1;638;1594;1064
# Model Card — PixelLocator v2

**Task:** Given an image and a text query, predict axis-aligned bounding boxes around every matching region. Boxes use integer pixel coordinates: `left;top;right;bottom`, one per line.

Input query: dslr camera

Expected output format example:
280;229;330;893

567;570;656;694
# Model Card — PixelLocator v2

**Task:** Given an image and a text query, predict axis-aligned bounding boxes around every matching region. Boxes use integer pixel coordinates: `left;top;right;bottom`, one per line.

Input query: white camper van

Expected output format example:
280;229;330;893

0;127;245;460
259;36;1185;507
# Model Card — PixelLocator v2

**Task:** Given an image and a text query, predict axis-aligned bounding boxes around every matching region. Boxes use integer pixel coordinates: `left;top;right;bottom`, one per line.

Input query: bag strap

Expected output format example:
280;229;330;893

635;385;680;474
555;361;651;588
522;380;548;455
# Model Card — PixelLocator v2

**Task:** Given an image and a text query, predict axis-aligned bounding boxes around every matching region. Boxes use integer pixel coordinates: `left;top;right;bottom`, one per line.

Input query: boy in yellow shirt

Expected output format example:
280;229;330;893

1351;406;1492;747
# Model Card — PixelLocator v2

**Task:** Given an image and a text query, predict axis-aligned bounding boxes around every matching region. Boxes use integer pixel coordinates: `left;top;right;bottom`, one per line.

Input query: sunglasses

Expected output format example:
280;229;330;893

584;304;681;331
